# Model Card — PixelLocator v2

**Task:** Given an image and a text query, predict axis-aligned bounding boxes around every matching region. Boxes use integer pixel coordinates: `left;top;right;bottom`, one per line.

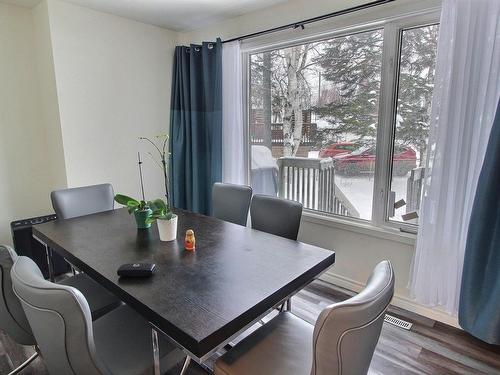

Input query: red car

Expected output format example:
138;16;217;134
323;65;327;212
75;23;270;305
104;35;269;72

333;145;417;176
319;142;360;158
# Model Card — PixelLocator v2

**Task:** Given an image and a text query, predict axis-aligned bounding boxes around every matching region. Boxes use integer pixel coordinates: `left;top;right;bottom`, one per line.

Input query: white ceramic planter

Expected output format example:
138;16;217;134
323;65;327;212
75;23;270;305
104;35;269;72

157;214;178;242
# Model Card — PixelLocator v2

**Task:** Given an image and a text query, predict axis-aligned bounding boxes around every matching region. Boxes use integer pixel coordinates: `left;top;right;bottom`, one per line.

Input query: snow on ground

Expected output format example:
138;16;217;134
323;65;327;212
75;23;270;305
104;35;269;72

299;151;410;222
336;174;408;221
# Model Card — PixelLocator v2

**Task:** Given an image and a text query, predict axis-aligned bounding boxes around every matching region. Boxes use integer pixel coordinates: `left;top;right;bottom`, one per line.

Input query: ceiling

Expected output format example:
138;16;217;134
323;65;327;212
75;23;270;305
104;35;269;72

10;0;289;32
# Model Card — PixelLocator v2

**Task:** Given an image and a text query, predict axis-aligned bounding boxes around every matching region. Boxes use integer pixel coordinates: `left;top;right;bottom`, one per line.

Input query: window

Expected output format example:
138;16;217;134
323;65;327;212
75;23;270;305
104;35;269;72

247;13;440;231
388;24;439;225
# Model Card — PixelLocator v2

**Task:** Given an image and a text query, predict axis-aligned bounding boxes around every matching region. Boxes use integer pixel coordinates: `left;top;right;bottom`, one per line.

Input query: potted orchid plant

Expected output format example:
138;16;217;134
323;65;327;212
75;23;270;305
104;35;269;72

114;152;154;229
114;194;153;229
146;199;177;241
139;135;177;241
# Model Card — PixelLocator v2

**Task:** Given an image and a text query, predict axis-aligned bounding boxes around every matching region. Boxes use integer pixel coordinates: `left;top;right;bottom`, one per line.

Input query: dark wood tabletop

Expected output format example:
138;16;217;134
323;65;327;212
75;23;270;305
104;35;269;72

33;208;335;359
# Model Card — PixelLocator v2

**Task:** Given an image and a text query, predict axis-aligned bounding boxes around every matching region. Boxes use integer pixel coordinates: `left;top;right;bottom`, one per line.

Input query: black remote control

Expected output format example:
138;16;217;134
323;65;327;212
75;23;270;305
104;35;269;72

117;263;156;278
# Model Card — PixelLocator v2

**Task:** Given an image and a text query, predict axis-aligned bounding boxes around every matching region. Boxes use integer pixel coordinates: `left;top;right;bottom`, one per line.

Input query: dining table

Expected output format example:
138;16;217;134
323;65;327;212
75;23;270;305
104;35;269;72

33;207;335;374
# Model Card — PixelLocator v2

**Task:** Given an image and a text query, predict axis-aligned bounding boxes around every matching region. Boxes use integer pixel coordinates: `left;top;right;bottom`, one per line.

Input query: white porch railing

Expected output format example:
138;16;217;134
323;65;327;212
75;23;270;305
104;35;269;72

277;157;359;218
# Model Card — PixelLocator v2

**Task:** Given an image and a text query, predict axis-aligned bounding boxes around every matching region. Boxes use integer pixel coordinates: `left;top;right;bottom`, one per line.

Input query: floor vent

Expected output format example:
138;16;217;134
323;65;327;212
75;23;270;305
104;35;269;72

384;314;413;330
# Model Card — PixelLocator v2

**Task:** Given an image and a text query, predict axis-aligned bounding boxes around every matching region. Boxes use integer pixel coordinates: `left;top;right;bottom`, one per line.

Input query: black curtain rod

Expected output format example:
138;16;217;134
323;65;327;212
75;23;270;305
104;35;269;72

222;0;395;44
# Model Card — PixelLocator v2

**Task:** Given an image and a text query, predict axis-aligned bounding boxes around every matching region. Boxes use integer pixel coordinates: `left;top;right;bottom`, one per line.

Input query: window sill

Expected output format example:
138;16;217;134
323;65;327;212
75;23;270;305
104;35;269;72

301;210;417;246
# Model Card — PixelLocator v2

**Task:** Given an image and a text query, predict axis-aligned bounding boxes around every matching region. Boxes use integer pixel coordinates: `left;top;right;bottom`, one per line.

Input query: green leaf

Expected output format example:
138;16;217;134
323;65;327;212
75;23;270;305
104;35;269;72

115;194;139;206
150;199;167;212
138;200;150;210
126;201;139;214
145;217;157;225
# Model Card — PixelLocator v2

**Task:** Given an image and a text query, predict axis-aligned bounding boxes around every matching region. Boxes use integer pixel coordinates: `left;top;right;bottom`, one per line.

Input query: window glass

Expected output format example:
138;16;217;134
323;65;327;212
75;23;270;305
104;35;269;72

388;24;439;224
249;29;384;220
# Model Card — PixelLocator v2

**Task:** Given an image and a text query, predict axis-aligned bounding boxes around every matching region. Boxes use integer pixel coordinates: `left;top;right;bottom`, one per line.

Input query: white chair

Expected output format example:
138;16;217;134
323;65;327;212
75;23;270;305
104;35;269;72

215;260;395;375
11;255;185;375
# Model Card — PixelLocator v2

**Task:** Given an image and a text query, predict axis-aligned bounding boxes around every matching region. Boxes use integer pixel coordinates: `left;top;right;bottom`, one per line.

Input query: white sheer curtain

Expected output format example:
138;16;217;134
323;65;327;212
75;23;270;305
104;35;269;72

221;41;246;184
411;0;500;314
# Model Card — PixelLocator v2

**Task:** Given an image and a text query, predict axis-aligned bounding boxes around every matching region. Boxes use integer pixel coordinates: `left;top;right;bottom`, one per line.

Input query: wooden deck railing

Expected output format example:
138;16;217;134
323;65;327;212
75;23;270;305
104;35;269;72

250;123;317;147
277;157;359;217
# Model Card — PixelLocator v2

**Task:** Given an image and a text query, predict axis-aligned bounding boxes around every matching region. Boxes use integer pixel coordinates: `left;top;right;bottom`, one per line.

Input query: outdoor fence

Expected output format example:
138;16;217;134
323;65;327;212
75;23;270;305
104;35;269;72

250;122;317;147
277;157;359;217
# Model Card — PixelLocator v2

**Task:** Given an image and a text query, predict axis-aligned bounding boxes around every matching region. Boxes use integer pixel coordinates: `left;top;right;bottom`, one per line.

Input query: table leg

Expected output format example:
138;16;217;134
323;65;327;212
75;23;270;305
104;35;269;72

286;298;292;311
43;243;55;282
152;328;160;375
180;356;191;375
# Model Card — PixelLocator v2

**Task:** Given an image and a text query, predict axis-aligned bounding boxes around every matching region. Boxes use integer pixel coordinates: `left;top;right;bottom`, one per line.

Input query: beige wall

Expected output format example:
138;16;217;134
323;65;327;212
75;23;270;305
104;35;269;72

179;0;366;44
46;0;177;199
32;0;67;191
0;0;178;244
0;3;56;244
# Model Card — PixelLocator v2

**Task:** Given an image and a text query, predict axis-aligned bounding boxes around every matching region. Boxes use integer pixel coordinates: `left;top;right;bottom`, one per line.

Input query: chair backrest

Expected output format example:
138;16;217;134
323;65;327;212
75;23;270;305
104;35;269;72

51;183;114;219
311;260;395;375
0;245;35;345
11;256;109;375
212;183;253;226
250;194;302;240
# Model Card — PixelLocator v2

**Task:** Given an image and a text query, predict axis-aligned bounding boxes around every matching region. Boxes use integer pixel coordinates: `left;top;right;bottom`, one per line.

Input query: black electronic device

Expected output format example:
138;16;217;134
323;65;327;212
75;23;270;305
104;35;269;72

117;263;156;278
11;214;70;279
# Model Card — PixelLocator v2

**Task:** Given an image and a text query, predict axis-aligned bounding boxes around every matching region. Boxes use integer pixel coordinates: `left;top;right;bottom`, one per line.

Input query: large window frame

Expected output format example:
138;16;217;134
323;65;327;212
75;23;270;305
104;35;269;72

242;6;441;237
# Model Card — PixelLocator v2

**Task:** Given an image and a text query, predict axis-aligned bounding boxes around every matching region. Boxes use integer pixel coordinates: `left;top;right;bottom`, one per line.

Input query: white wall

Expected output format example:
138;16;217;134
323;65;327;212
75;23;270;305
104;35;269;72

178;0;456;325
0;3;57;245
179;0;367;44
46;0;177;200
32;0;67;191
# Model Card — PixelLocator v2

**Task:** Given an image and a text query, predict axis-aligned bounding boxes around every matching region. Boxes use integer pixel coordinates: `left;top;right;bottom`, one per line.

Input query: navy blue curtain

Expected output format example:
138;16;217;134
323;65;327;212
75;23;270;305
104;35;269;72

170;39;222;215
459;99;500;344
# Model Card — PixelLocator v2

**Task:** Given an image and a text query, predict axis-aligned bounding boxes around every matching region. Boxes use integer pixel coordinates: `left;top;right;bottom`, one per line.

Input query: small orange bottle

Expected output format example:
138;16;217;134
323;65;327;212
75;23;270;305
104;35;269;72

184;229;195;251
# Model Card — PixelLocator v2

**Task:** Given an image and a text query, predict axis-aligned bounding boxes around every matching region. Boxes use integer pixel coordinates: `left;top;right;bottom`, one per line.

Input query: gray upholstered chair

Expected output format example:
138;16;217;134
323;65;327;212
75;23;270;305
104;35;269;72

0;245;38;374
50;183;121;318
11;256;184;375
212;183;253;226
0;245;120;374
214;260;395;375
250;194;303;240
51;183;115;219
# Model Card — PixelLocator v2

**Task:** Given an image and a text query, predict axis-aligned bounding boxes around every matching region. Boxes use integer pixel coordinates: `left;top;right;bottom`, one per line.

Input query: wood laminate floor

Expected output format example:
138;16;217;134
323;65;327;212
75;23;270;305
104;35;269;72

2;280;499;374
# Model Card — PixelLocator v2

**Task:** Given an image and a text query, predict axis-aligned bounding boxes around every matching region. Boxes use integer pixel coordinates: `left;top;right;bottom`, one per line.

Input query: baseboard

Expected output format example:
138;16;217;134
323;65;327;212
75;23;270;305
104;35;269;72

320;271;460;328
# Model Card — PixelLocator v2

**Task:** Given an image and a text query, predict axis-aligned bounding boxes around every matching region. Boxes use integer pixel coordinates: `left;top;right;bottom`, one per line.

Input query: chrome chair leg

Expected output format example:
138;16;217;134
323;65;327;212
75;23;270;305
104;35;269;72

8;351;38;375
180;356;191;375
43;243;55;282
278;298;291;312
152;328;160;375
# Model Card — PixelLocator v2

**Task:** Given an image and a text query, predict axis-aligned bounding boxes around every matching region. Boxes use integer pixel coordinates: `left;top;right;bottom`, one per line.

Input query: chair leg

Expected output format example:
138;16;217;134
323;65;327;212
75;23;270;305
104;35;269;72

179;356;191;375
8;351;38;375
152;328;160;375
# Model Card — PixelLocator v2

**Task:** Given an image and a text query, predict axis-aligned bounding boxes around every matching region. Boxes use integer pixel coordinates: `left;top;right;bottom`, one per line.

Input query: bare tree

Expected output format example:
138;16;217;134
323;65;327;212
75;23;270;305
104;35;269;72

251;43;318;157
262;52;272;149
280;44;314;156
